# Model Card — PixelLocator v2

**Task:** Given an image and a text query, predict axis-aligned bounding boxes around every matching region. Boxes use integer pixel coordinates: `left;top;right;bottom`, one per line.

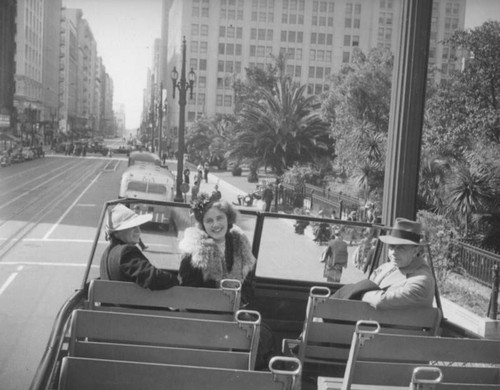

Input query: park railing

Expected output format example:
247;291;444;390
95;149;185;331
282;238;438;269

451;240;500;286
278;183;362;217
450;240;500;319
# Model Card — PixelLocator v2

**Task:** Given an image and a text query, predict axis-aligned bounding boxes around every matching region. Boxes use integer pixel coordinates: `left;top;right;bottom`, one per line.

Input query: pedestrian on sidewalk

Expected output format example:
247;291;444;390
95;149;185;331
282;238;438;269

323;229;348;283
211;184;222;201
197;164;203;183
262;184;274;212
203;162;209;183
191;180;200;199
183;167;190;184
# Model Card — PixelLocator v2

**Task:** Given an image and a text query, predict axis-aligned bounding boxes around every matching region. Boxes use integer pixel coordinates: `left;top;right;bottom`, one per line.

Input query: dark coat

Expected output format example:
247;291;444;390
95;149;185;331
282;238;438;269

100;238;178;290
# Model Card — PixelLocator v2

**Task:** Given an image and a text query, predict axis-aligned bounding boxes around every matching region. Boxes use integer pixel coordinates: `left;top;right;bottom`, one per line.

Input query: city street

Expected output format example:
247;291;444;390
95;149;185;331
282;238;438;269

0;152;365;389
0;154;123;389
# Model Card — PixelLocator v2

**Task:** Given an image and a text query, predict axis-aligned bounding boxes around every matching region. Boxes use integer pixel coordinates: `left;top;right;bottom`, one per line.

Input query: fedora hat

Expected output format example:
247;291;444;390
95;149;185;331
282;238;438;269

378;218;424;245
106;204;152;233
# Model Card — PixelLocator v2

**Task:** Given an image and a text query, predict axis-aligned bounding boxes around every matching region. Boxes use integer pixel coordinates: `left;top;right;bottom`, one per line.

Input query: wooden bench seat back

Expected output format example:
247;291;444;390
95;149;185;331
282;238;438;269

68;309;261;370
340;321;500;390
87;279;241;320
59;356;302;390
300;287;442;364
73;341;251;369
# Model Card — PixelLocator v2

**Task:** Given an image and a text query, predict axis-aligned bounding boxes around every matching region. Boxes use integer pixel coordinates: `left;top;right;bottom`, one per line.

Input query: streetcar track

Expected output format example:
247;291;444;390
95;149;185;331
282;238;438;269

0;159;86;201
0;159;108;228
0;166;103;260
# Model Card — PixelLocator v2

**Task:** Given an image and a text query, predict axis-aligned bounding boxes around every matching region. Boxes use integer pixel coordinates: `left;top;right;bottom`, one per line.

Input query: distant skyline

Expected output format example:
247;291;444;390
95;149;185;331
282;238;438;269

63;0;162;130
62;0;499;130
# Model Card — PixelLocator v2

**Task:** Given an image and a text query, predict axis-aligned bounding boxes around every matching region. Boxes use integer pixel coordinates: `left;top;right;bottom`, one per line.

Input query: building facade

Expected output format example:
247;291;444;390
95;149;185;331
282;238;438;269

13;0;45;146
7;1;115;147
0;0;17;140
160;0;465;131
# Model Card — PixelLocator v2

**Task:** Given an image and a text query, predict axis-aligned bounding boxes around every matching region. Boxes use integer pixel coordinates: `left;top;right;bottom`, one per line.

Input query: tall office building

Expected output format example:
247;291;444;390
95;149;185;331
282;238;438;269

14;0;45;145
161;0;465;131
0;0;17;136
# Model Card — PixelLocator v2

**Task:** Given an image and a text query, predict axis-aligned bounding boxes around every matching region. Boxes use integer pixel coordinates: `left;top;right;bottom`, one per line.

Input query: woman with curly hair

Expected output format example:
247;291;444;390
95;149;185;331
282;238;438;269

178;193;275;369
178;192;255;303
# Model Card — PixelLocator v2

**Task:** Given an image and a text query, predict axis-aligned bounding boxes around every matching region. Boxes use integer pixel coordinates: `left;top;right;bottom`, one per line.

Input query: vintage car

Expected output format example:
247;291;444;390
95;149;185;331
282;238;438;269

0;152;11;167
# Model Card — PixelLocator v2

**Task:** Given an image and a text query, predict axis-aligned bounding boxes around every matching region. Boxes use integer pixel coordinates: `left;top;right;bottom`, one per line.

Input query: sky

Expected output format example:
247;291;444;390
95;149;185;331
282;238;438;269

63;0;162;130
62;0;500;130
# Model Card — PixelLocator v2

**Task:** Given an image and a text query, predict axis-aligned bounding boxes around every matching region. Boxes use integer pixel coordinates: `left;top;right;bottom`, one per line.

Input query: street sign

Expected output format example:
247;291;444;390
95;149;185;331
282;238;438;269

180;183;190;193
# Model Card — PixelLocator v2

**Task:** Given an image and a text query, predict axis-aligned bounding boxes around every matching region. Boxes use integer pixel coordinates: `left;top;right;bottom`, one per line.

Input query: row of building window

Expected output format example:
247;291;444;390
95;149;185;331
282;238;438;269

377;27;392;42
219;25;243;39
222;0;244;7
310;32;334;45
192;6;210;18
190;58;207;71
379;12;394;26
216;94;233;107
281;13;304;24
252;11;274;23
307;83;330;95
220;8;244;20
312;1;335;13
380;0;394;9
252;28;275;41
219;43;243;56
308;66;332;79
280;30;304;43
282;0;305;11
218;60;242;73
191;41;208;54
254;0;275;9
345;3;362;15
279;47;303;61
191;24;209;36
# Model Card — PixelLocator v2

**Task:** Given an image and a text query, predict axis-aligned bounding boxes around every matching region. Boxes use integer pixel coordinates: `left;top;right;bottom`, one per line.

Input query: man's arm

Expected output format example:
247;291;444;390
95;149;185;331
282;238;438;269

361;273;435;309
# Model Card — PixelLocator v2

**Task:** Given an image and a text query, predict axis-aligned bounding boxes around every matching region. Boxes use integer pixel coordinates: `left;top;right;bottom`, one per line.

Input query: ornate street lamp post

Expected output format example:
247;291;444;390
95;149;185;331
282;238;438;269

171;36;196;202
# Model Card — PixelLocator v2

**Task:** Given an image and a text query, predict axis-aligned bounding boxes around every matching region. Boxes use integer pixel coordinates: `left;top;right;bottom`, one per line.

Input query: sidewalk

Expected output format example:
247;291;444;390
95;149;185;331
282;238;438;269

184;164;276;207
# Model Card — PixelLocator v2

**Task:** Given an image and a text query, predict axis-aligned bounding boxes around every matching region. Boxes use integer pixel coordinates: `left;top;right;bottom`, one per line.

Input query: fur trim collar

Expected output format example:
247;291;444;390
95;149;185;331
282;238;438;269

179;225;256;282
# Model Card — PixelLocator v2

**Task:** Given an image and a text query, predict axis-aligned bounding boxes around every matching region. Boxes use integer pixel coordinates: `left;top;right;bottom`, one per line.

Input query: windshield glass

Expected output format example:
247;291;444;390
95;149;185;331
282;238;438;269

88;202;381;286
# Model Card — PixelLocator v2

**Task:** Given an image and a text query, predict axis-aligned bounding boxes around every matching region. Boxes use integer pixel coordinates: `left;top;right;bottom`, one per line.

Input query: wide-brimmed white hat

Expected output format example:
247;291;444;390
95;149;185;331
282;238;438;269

106;204;152;233
378;218;424;246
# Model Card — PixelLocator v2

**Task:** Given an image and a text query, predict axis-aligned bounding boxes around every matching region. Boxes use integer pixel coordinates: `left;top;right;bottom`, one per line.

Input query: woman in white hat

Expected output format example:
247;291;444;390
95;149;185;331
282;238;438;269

361;218;435;309
100;204;178;290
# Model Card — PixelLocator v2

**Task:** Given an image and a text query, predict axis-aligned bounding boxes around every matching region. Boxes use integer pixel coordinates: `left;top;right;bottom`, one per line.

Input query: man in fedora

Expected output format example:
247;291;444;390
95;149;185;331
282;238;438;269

361;218;435;309
100;204;178;290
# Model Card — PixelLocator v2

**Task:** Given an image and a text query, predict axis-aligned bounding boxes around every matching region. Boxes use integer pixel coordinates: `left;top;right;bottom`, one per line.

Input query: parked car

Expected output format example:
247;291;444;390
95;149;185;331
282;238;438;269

0;153;11;167
11;150;25;163
21;148;35;161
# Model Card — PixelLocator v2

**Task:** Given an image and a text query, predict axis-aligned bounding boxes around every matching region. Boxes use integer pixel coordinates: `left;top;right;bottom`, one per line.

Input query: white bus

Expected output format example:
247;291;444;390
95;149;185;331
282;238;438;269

119;164;175;230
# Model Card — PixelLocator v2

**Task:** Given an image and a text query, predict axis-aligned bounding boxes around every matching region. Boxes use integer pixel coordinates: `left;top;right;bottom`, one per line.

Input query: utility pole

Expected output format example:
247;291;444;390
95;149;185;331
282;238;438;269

158;81;163;161
171;37;196;202
149;74;155;153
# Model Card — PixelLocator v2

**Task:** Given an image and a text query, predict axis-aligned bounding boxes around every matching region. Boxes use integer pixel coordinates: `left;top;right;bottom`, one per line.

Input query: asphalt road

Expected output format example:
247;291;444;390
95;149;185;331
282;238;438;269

0;153;124;389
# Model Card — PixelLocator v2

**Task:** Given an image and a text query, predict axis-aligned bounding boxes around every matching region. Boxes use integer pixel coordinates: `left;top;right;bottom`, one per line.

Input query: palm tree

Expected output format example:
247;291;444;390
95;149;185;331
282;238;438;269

230;79;332;176
446;164;495;236
418;154;451;212
186;114;236;166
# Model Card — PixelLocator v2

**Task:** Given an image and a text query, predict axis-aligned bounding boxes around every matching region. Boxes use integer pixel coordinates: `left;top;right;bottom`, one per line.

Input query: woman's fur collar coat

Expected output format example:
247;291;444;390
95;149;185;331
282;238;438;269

178;225;256;283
